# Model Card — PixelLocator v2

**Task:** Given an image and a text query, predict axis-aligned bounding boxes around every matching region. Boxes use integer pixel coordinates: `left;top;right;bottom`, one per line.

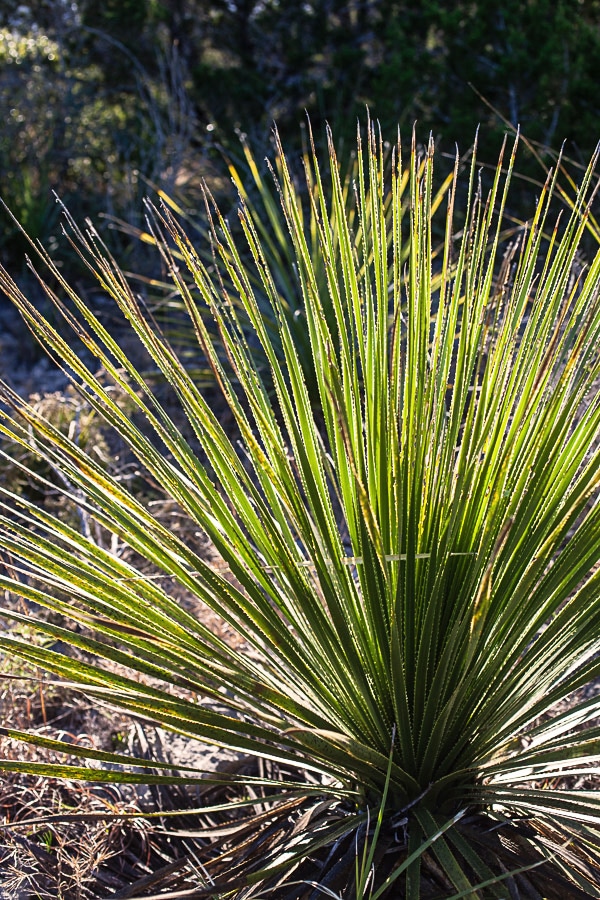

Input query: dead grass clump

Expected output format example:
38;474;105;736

0;775;156;900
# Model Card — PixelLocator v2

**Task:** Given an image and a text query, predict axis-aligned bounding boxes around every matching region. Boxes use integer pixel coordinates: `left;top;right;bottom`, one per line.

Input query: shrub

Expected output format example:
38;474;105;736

0;3;197;271
0;121;600;897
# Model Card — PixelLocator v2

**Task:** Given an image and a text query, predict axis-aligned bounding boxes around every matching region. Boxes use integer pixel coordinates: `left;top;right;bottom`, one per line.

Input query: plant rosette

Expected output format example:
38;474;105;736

0;120;599;897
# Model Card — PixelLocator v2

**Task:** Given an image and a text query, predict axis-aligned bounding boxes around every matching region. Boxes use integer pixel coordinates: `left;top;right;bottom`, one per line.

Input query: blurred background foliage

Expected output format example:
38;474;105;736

1;0;600;270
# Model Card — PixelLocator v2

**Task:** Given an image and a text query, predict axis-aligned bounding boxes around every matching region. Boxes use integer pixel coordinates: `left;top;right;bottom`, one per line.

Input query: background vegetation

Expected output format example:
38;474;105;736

2;0;600;269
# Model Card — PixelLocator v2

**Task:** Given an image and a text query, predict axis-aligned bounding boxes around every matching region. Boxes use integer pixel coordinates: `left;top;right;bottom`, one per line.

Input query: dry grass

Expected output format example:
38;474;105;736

0;654;249;898
0;671;315;899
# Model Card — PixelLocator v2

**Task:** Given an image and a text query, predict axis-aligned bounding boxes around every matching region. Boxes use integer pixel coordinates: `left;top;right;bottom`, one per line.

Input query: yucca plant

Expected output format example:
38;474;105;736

1;120;600;898
120;131;453;401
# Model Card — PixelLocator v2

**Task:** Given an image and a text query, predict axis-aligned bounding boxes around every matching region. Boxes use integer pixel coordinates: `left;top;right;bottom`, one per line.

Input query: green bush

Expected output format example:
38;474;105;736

0;2;194;269
1;122;600;896
369;1;600;152
181;0;600;166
